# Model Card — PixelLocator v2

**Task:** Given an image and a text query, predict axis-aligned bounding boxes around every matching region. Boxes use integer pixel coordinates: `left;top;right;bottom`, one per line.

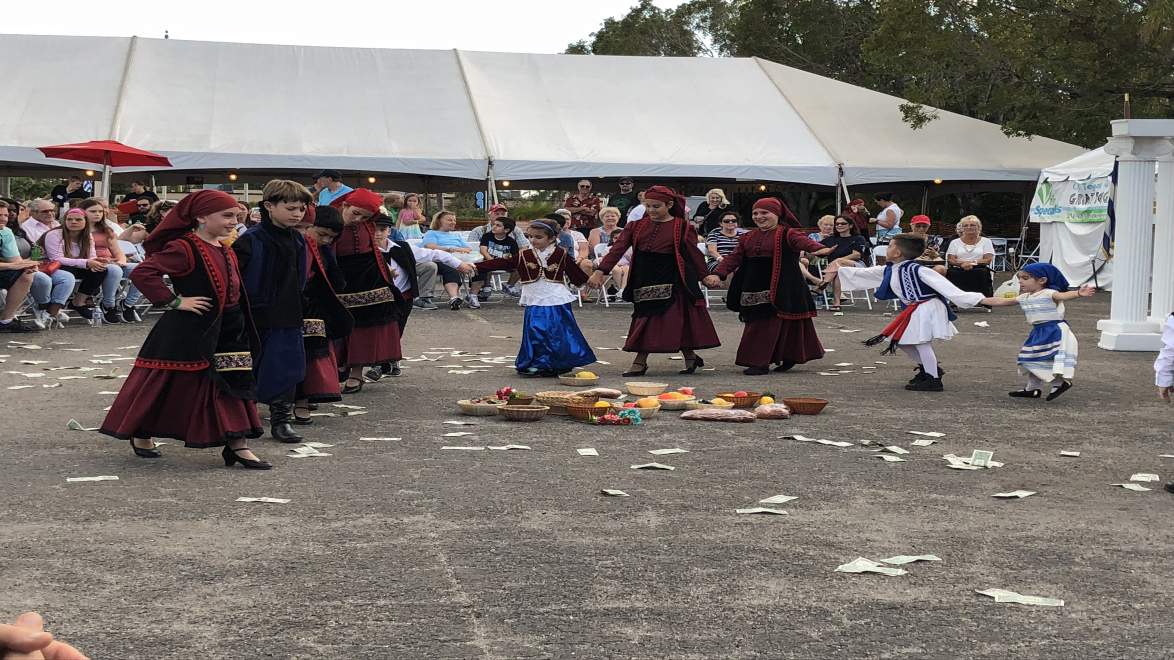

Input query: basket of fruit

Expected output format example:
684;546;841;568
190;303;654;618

536;390;600;415
656;389;697;410
686;397;736;411
714;390;763;408
495;387;534;406
593;408;643;426
498;404;550;422
457;398;507;416
558;370;599;386
568;399;615;421
625;381;668;396
782;397;829;415
613;397;662;418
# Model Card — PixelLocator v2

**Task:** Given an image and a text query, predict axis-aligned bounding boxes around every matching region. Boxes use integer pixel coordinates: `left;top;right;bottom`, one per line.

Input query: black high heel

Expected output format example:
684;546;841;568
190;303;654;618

678;355;704;375
222;445;273;470
130;438;161;459
621;362;648;377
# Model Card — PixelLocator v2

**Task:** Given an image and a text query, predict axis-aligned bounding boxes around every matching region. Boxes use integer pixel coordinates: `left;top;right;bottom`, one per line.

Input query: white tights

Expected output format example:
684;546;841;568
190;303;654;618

1025;373;1062;391
899;343;939;378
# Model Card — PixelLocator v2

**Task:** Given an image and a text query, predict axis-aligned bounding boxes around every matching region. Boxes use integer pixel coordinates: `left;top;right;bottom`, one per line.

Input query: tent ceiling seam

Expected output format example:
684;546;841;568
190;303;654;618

107;35;138;142
751;56;843;173
452;49;493;177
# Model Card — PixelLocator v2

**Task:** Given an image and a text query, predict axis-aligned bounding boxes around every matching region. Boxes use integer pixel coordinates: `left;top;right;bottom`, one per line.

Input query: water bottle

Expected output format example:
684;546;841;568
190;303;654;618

30;244;43;261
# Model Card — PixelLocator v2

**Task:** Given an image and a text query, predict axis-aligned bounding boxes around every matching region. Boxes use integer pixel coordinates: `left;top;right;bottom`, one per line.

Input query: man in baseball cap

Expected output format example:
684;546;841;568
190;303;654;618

313;169;352;206
908;214;944;261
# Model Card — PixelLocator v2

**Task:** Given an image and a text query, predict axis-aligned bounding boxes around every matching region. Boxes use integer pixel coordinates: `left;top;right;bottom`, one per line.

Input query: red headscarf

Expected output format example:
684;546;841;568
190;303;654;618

642;185;687;220
752;197;800;228
330;188;383;215
144;190;239;253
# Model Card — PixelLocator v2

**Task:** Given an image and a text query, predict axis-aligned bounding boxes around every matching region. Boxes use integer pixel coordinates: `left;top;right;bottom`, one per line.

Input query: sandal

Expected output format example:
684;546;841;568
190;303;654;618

341;378;364;394
292;406;314;425
1008;389;1042;398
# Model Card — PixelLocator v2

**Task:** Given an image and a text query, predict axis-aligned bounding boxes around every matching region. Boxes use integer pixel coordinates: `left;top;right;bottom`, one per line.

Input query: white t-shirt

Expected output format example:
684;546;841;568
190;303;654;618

946;236;995;263
627;205;646;222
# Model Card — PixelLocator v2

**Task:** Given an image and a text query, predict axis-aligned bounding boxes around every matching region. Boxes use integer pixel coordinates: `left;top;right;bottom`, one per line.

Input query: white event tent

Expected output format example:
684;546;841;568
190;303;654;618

1029;146;1116;289
0;34;1086;189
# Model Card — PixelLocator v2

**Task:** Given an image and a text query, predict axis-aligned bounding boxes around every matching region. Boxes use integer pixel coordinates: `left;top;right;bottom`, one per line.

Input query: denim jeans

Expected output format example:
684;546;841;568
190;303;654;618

99;264;122;309
120;262;143;305
30;269;76;306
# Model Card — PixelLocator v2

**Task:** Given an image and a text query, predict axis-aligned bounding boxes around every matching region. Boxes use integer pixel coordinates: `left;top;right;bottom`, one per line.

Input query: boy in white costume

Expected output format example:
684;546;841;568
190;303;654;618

823;233;983;391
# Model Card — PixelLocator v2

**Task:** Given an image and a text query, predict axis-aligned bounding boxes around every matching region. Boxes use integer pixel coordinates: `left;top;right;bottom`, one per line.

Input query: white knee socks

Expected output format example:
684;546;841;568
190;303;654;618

900;344;939;378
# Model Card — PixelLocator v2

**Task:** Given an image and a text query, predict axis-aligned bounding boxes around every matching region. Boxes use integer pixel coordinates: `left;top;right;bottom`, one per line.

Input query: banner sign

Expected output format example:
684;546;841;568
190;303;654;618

1029;177;1112;224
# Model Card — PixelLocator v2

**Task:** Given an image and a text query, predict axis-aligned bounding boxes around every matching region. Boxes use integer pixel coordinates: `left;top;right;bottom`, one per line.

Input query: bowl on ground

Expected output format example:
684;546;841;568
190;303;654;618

782;397;829;415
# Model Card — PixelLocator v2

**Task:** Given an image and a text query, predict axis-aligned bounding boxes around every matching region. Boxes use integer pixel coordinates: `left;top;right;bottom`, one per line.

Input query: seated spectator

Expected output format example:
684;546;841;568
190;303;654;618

627;190;646;223
421;210;474;311
21;199;59;243
871;192;903;243
122;180;159;205
821;215;871;310
588;207;623;255
471;216;520;300
843;198;871;236
1;201;75;329
693;188;732;235
81;198;140;323
807;214;835;243
945;214;995;301
0;201;40;333
593;228;630;298
143;199;177;234
395;193;426;239
909;214;946;268
551;210;590;268
705;210;747;285
40;208;109;322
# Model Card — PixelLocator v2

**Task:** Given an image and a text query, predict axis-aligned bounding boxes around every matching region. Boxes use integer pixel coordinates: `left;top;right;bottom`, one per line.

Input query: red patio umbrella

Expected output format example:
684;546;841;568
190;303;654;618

37;140;172;199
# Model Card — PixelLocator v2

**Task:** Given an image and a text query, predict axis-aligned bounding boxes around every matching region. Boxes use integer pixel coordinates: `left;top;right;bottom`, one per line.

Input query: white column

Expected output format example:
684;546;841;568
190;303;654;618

1150;151;1174;321
1097;121;1174;351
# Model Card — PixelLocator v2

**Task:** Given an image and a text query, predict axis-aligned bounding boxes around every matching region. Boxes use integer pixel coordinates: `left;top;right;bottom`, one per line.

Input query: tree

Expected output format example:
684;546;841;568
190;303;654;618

566;0;720;56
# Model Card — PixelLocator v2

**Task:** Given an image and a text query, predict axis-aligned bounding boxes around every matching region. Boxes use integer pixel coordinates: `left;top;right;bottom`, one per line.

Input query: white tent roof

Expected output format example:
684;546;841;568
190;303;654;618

0;34;1086;185
1039;146;1115;181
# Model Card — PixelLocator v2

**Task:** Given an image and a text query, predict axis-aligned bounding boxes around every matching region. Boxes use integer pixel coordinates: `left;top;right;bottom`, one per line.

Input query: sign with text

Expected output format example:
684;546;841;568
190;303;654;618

1029;177;1112;224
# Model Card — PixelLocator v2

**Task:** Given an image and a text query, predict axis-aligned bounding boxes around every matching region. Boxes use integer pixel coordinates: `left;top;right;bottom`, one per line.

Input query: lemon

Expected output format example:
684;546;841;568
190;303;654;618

758;395;775;405
593;401;611;408
711;397;727;405
637;397;659;408
577;371;597;379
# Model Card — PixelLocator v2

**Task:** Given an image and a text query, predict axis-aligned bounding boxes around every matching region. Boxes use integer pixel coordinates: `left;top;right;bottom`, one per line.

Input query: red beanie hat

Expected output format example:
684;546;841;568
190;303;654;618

752;197;783;218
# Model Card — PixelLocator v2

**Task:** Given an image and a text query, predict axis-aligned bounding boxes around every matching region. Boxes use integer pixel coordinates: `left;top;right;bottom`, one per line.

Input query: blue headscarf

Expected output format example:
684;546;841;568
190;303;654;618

1022;262;1070;291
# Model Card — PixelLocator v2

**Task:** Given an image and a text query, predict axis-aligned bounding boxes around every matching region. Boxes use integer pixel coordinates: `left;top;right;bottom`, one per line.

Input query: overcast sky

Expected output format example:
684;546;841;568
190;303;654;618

2;0;684;53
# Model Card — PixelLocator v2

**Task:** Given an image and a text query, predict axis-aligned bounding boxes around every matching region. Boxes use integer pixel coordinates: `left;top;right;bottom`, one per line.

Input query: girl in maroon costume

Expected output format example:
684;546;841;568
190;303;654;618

100;190;270;469
705;197;833;375
588;185;719;376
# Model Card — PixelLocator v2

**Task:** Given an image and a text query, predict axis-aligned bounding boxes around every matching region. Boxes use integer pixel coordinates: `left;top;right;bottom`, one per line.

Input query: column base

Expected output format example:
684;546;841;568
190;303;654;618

1097;318;1164;351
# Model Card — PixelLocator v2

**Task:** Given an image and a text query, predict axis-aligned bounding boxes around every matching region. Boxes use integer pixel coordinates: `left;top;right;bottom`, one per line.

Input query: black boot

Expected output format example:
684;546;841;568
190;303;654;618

269;402;304;443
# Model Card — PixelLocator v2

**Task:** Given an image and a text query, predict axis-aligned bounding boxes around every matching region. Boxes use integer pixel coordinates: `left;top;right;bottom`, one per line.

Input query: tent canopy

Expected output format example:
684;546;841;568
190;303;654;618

0;34;1086;185
1039;147;1115;182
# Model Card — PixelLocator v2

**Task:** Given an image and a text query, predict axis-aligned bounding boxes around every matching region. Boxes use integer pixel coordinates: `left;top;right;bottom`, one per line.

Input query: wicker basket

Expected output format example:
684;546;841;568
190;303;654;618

612;403;661;418
657;396;697;410
558;374;600;386
782;397;829;415
686;400;735;411
457;399;506;416
567;401;614;421
498;404;550;421
536;391;600;415
626;381;669;396
505;395;535;406
715;392;762;408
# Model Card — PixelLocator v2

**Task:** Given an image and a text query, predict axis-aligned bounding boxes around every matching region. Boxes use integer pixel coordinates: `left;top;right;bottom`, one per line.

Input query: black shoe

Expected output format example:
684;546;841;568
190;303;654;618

121;304;142;323
68;303;94;321
101;306;124;324
1008;389;1042;398
477;289;491;302
292;407;314;425
0;318;36;333
679;356;704;375
306;403;319;411
905;376;944;392
908;364;947;384
773;361;796;373
222;445;273;470
379;362;392;375
518;368;541;378
363;368;383;382
269;403;304;443
1165;482;1174;494
414;298;438;310
341;378;364;394
390;361;402;377
743;366;769;376
449;297;463;311
1045;380;1072;401
130;438;161;458
621;363;648;377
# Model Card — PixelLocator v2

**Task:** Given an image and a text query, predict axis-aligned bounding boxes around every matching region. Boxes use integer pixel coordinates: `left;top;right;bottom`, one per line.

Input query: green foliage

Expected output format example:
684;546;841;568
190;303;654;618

7;177;60;201
566;0;1174;148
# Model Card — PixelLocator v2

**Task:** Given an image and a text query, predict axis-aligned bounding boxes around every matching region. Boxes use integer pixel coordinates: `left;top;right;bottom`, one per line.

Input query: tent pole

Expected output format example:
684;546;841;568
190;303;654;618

102;153;112;202
921;185;929;214
835;165;846;213
486;159;499;206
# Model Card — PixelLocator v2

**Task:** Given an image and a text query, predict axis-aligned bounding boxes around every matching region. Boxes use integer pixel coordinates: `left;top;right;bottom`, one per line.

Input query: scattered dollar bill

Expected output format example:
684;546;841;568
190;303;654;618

908;431;945;438
876;454;906;462
116;345;140;350
970;450;994;467
974;321;990;327
7;385;33;390
42;383;61;388
98;391;120;395
835;558;907;576
344;410;368;417
301;442;334;448
880;555;941;565
736;507;788;515
630;463;675;470
488;335;512;339
332;403;365;410
441;446;485;451
443;431;475;437
66;419;98;431
976;588;1063;607
360;437;401;441
577;448;599;456
834;362;854;367
911;439;937;447
881;446;909;455
818;372;840;376
487;444;531;450
759;494;798;505
56;376;87;380
1111;483;1151;491
600;489;630;497
1129;473;1159;482
443;420;478;426
308;412;338;417
1158;454;1174;459
287;452;332;458
288;445;329;456
236;497;290;504
839;329;862;333
66;475;118;482
92;354;121;358
20;360;48;365
1059;451;1081;457
818;439;854;447
648;448;689;455
992;490;1037;499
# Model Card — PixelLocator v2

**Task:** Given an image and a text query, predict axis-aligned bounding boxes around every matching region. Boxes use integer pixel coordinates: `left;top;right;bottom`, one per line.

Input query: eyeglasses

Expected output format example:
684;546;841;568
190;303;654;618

721;219;737;224
578;185;590;189
35;209;55;214
834;222;850;226
137;203;150;208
